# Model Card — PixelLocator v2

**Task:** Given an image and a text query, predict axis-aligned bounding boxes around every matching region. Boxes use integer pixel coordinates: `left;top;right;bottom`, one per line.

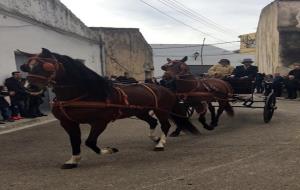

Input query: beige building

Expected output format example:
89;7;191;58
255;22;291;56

239;33;256;54
91;27;154;81
256;0;300;75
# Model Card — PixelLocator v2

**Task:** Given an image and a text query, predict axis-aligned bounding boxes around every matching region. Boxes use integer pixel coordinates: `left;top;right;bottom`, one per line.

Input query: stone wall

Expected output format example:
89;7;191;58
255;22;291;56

256;0;300;75
91;27;154;81
256;1;280;74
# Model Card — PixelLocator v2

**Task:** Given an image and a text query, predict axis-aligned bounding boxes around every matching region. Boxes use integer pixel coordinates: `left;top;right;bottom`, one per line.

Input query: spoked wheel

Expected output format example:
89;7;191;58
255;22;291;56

263;91;276;123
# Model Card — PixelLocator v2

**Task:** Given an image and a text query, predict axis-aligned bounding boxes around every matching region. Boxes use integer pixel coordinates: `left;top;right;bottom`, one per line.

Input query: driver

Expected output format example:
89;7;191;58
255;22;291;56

231;58;258;79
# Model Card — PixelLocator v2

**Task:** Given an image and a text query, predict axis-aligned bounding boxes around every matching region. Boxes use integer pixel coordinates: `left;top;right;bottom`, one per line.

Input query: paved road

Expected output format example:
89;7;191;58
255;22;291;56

0;100;299;190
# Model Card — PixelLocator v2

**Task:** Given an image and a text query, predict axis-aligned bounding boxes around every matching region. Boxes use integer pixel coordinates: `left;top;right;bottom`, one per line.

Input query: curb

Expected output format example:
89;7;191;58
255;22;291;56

0;115;57;135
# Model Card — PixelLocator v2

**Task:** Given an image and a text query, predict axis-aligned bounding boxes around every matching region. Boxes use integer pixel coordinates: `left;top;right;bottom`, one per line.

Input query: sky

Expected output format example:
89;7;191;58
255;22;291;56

60;0;274;50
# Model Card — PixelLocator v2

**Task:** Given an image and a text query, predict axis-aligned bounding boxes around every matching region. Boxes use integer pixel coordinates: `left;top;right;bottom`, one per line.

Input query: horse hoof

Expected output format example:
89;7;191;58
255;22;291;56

154;147;164;151
101;147;119;154
169;132;180;137
61;163;78;169
154;138;161;143
204;126;215;131
111;148;119;153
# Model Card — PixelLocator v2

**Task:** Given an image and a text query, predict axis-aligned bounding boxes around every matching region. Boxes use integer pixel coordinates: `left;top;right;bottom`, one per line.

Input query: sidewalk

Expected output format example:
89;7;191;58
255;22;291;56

0;114;57;134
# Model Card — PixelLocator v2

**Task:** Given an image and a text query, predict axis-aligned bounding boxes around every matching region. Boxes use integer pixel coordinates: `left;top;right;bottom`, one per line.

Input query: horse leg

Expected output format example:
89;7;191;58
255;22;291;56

153;112;171;151
212;101;227;127
198;109;214;131
60;120;82;169
136;112;160;143
85;121;118;155
208;102;217;127
169;103;201;137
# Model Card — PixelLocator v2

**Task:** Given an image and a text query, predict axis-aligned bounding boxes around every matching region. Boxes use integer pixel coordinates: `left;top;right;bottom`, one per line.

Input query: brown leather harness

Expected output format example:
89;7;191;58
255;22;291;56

26;56;164;121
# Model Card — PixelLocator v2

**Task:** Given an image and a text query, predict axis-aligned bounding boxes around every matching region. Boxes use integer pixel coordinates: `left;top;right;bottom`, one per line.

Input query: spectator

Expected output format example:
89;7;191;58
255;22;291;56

231;58;258;79
264;74;273;96
116;72;138;84
285;75;298;99
27;84;47;118
207;59;234;78
288;62;300;95
145;77;159;84
0;85;14;123
4;71;32;119
255;73;265;93
272;73;284;97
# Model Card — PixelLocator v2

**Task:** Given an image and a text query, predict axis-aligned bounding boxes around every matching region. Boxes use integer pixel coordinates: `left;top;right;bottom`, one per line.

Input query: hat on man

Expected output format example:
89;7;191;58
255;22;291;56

241;58;254;64
218;59;230;64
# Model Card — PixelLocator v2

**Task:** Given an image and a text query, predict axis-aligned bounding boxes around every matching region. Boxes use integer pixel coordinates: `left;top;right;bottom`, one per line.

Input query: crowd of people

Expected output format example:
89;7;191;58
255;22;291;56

207;58;300;99
0;71;46;124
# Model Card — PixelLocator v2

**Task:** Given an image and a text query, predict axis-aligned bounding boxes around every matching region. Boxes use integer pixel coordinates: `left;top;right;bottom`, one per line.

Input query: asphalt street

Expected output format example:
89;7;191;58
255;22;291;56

0;100;299;190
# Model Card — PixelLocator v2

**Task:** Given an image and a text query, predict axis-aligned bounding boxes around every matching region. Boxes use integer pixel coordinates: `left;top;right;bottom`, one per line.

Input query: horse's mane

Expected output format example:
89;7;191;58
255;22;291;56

41;49;112;100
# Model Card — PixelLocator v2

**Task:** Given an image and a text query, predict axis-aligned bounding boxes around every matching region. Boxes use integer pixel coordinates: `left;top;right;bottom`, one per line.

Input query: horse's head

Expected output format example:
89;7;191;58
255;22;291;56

20;48;62;88
161;56;189;77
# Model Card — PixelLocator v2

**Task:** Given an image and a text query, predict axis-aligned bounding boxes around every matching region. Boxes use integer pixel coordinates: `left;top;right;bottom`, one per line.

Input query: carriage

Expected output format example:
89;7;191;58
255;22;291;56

185;65;277;123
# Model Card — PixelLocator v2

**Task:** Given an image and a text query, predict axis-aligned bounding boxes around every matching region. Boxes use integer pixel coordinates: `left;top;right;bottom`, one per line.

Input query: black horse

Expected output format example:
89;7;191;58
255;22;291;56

20;48;199;169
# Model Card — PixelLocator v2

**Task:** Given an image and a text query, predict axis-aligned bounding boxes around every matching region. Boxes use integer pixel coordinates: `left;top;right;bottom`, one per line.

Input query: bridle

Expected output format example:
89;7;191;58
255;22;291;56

26;56;64;86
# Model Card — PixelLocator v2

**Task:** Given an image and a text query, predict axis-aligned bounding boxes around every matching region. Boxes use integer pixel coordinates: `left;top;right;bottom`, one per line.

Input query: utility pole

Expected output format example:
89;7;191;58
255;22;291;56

200;38;206;65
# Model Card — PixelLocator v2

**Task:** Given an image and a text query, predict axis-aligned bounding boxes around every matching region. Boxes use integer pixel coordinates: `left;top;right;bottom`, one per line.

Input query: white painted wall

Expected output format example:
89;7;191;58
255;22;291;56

151;44;255;77
0;13;101;83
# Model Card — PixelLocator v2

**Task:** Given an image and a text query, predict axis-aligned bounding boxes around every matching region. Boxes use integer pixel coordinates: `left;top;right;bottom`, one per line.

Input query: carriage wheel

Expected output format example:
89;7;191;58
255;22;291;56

263;92;276;123
186;106;195;118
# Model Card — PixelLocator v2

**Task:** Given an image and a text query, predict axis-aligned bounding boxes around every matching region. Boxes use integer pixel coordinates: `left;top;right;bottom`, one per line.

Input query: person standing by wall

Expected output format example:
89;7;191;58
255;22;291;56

287;63;300;98
272;73;284;97
4;71;33;119
0;85;14;123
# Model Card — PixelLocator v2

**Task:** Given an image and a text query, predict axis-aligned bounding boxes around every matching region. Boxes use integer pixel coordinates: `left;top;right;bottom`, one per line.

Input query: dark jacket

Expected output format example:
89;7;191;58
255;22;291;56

0;86;9;107
289;69;300;89
4;77;29;102
233;65;258;79
289;69;300;82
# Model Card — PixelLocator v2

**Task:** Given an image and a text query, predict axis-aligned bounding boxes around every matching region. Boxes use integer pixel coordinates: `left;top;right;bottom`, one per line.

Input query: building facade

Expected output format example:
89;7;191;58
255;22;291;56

256;0;300;75
151;44;255;77
91;27;154;81
0;0;102;83
0;0;153;83
239;33;256;54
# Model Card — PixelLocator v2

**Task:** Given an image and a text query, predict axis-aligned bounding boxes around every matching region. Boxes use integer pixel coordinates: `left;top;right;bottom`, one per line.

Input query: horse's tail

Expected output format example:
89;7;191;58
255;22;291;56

170;103;200;135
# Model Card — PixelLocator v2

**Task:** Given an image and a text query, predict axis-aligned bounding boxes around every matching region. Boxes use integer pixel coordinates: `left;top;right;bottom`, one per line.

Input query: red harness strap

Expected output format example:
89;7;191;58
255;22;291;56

52;94;88;122
139;84;158;108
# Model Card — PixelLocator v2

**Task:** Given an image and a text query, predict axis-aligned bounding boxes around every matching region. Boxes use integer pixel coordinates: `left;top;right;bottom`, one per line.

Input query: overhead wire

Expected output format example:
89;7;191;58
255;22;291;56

157;0;238;38
151;40;240;49
139;0;226;42
168;0;240;35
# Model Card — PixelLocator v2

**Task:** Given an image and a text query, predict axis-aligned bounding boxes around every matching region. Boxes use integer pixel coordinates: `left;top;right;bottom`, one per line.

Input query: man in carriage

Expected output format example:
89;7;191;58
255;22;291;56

231;58;258;79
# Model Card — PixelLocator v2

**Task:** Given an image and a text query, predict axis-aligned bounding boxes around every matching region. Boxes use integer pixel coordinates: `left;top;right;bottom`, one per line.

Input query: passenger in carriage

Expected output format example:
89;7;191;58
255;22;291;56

207;59;234;79
231;58;258;79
